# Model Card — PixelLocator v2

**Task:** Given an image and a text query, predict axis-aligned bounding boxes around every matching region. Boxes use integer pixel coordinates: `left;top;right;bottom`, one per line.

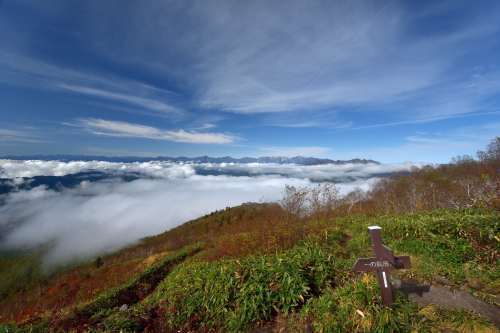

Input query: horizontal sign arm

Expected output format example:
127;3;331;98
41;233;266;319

352;255;411;272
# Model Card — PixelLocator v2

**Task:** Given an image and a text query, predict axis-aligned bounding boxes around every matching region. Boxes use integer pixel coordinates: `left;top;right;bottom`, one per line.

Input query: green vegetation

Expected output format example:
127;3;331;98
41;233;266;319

292;279;497;333
74;244;201;319
1;209;499;332
336;210;499;285
43;209;495;333
0;250;44;299
143;239;336;331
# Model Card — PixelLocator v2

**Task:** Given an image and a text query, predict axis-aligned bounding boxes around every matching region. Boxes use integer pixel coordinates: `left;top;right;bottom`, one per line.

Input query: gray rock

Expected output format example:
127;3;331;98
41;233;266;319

406;285;500;328
119;304;128;312
434;275;452;286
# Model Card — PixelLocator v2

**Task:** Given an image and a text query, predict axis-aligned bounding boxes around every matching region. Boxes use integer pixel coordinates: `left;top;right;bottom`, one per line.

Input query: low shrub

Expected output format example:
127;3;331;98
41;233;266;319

145;240;336;332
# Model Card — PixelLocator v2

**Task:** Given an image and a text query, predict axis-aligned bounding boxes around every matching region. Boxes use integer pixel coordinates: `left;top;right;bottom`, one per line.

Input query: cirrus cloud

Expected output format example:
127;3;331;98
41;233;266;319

73;118;236;144
59;84;179;114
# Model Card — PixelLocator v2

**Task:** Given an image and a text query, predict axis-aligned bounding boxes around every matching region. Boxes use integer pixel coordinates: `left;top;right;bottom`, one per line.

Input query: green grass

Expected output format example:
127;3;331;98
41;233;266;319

142;239;337;332
334;210;499;290
73;243;202;319
288;277;497;333
136;209;498;332
0;320;49;333
0;251;44;299
296;277;424;332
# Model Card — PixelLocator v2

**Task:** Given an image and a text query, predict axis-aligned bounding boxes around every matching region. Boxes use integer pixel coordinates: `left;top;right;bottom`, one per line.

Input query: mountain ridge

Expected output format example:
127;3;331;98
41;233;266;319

0;155;380;165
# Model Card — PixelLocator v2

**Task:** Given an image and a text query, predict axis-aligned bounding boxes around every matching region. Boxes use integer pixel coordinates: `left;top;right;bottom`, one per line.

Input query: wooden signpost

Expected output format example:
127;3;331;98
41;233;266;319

352;226;411;306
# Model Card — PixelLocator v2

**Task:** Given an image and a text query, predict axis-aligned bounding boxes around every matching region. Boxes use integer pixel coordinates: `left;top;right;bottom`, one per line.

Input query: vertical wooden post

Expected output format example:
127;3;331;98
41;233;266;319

368;226;393;306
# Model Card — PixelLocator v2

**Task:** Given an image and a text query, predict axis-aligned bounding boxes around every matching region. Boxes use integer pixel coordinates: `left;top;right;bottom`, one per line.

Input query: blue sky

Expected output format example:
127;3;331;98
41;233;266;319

0;0;499;163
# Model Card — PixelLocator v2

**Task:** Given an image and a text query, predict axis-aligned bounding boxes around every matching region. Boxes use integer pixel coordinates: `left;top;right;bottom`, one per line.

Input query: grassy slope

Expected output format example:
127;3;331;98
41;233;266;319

0;245;169;323
0;203;285;323
1;207;498;332
0;250;44;300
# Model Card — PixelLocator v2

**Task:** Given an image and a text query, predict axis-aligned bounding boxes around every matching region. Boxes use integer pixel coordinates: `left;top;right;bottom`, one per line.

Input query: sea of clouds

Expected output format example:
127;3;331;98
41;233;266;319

0;159;416;266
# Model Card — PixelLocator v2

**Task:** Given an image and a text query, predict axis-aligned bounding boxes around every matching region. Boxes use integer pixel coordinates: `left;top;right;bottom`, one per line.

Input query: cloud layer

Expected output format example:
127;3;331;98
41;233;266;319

0;159;416;265
0;160;194;178
0;159;415;181
0;175;308;265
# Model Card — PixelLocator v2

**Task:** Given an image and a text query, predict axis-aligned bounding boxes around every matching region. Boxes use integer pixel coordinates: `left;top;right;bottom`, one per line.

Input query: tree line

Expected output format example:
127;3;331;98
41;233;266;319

281;137;500;218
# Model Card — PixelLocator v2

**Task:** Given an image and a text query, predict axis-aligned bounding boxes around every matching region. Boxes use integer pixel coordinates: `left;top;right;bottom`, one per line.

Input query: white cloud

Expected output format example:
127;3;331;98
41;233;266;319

60;84;179;113
0;129;43;144
0;52;181;117
195;123;217;130
194;161;416;182
0;160;196;178
75;118;236;144
351;111;500;130
163;129;235;144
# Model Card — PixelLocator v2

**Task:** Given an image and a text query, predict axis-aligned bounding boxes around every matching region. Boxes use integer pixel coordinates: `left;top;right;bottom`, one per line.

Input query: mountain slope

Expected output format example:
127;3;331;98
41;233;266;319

1;207;498;332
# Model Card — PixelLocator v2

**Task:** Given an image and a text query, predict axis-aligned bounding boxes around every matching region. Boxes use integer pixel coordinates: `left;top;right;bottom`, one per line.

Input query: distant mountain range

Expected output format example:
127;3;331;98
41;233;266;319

0;155;380;165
